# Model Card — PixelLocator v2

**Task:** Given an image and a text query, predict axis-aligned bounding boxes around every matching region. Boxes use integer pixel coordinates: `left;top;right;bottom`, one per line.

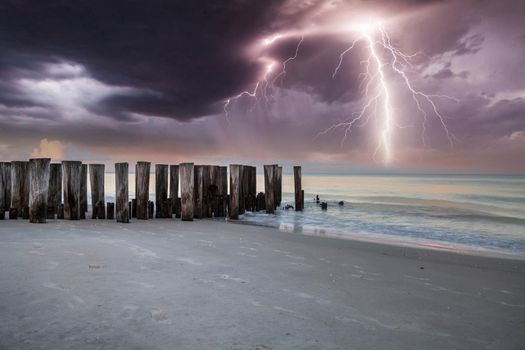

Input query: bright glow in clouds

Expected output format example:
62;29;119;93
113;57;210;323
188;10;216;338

225;17;455;165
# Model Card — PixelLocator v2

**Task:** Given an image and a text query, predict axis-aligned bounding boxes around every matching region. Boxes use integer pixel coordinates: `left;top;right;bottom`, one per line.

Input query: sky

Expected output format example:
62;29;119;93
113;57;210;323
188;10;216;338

0;0;523;174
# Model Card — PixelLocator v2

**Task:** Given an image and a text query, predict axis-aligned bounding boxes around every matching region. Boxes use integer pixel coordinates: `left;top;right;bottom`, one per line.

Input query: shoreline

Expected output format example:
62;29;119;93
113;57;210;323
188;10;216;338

1;219;524;349
232;216;525;262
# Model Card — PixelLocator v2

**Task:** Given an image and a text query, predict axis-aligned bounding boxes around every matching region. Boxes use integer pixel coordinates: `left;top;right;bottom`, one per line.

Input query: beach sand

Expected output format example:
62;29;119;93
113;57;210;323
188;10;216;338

0;219;523;349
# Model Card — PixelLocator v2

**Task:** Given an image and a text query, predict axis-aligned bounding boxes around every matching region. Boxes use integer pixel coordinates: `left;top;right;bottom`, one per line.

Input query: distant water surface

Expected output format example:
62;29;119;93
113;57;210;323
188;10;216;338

246;174;525;257
99;174;525;257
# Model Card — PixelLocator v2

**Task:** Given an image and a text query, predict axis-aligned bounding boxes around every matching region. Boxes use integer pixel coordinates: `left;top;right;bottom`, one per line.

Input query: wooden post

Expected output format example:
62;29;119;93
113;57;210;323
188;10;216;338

57;204;64;219
179;163;194;221
47;163;61;219
155;164;169;218
242;165;250;213
217;166;227;217
106;202;114;220
10;161;29;217
264;165;276;214
193;165;204;219
115;162;129;223
207;165;219;217
229;164;241;220
62;161;81;220
89;164;105;219
135;161;150;220
131;198;137;218
79;164;87;219
201;166;209;218
275;166;282;207
0;162;11;214
148;201;154;219
28;158;50;223
294;166;302;211
169;165;179;217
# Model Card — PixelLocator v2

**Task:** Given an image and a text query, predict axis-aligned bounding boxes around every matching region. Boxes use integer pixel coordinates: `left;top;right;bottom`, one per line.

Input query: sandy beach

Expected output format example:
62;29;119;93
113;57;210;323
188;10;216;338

0;219;524;349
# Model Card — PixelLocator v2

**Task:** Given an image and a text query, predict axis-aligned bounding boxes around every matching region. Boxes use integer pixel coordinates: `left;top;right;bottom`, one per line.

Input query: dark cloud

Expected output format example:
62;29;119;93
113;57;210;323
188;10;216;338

0;0;284;120
0;0;524;172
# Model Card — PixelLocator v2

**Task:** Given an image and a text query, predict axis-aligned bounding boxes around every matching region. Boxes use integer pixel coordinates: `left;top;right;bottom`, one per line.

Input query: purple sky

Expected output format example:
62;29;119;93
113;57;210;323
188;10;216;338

0;0;523;173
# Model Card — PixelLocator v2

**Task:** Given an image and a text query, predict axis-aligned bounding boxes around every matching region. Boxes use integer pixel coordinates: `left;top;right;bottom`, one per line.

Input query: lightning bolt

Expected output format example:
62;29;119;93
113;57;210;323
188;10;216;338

224;20;456;164
319;20;456;164
223;35;304;121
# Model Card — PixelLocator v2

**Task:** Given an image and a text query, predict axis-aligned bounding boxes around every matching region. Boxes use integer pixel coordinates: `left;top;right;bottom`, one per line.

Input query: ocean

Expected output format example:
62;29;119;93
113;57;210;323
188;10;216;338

100;173;525;257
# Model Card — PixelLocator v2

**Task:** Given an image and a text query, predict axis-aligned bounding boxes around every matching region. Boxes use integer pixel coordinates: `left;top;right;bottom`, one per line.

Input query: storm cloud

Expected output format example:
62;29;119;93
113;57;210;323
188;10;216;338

0;0;523;172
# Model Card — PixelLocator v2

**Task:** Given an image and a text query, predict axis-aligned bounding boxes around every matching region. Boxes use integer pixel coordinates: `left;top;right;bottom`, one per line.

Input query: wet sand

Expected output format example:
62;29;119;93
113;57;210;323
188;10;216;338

0;219;524;349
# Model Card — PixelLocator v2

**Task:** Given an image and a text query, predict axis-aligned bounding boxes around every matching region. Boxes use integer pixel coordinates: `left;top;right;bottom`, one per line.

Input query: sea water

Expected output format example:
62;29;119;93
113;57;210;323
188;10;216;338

100;173;525;257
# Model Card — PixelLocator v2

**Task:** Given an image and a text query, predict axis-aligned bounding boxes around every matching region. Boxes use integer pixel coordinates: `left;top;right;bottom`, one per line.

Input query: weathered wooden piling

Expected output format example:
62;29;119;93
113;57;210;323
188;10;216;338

264;164;277;214
135;161;150;220
209;166;220;217
193;165;204;219
148;201;154;219
28;158;50;223
155;164;169;218
47;163;61;219
57;204;64;219
180;163;194;221
89;164;105;219
238;165;245;215
131;198;137;218
169;165;179;217
115;162;129;223
62;161;82;220
201;166;210;218
0;162;11;214
106;202;114;220
229;164;241;219
275;166;282;207
242;165;251;213
250;166;257;211
11;161;29;217
294;166;303;211
80;164;87;219
217;166;228;217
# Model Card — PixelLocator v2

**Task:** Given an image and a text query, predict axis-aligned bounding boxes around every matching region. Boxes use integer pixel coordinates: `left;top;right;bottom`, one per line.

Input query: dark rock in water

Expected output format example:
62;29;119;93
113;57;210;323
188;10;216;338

285;204;294;210
321;202;328;210
9;208;18;219
315;195;320;203
22;206;29;220
256;192;265;211
338;201;344;206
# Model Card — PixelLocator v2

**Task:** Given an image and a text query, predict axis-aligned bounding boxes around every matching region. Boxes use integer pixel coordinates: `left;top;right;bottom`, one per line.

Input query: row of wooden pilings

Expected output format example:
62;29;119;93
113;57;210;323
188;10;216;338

0;160;304;223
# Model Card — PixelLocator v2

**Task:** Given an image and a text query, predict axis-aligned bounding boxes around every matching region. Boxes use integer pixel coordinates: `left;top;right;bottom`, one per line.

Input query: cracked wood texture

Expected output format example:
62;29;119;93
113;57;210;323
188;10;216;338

180;163;194;221
11;161;29;217
89;164;105;219
0;162;11;213
115;162;129;223
135;161;151;220
29;158;50;223
62;161;81;220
